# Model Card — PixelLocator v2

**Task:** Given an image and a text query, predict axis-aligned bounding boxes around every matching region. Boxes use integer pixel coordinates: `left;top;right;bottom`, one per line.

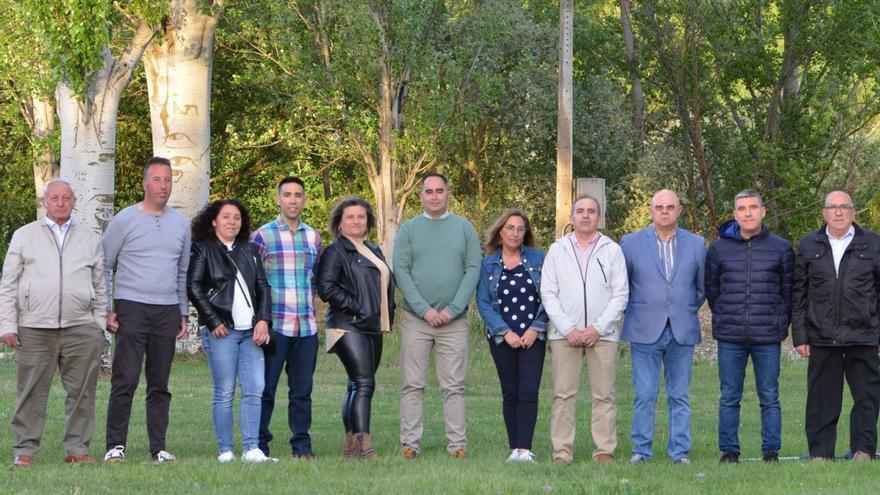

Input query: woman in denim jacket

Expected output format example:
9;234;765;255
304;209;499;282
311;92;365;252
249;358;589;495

476;209;548;462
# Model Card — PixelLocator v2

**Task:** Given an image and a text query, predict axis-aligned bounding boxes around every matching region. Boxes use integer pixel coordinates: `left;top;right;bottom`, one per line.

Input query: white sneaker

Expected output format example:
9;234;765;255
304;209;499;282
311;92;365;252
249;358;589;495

217;451;235;463
519;450;536;462
242;448;279;463
506;450;521;462
104;445;125;463
152;450;177;463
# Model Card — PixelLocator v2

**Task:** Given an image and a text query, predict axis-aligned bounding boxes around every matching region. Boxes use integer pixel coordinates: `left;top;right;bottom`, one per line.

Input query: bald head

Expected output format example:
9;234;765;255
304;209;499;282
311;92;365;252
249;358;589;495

649;189;683;232
651;189;680;208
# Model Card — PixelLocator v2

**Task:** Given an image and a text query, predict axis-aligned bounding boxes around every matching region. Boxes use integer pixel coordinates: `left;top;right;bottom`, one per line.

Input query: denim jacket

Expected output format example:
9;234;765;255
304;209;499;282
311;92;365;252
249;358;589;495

476;246;549;342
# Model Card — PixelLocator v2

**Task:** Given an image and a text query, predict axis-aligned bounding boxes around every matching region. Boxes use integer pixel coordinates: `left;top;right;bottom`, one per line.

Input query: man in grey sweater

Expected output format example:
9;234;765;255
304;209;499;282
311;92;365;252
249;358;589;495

101;157;191;464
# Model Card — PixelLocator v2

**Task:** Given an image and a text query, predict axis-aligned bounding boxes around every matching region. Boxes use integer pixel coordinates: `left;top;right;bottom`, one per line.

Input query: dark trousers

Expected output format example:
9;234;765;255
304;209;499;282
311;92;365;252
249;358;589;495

335;332;383;434
105;300;180;453
489;338;546;450
805;345;880;458
259;332;318;456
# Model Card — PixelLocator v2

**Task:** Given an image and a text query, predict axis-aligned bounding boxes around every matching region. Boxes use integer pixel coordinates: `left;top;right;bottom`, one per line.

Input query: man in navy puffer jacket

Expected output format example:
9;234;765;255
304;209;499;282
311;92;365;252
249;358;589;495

705;189;794;463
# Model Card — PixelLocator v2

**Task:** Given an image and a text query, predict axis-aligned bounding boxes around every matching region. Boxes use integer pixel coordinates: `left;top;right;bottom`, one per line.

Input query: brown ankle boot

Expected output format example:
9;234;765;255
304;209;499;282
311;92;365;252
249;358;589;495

343;432;358;459
355;433;376;460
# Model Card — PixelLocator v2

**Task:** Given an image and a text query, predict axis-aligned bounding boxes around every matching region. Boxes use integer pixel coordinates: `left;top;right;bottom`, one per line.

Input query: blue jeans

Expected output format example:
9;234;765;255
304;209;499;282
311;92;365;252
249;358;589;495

259;332;318;456
202;327;265;454
717;341;781;454
630;325;694;461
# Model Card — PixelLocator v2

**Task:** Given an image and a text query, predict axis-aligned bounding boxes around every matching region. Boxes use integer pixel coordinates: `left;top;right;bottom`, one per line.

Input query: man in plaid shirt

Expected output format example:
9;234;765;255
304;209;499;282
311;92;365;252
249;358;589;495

252;177;322;459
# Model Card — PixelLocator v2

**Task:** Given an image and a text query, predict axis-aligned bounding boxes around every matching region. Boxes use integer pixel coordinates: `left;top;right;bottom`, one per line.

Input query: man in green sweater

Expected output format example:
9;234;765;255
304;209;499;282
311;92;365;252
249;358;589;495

394;173;481;459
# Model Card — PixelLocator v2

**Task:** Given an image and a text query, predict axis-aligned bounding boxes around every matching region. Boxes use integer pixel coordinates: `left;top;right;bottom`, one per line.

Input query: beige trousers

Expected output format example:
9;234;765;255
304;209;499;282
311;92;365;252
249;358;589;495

12;324;105;457
399;311;468;454
550;338;618;462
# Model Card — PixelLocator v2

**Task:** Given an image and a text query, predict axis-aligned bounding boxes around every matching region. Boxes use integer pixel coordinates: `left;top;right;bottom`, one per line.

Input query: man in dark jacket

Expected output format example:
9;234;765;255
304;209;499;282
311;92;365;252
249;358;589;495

706;189;794;464
792;190;880;462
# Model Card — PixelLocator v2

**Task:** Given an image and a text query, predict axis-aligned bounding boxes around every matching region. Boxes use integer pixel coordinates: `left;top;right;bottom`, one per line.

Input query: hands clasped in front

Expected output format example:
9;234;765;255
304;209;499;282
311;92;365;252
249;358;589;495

423;307;453;327
565;325;601;347
503;328;540;349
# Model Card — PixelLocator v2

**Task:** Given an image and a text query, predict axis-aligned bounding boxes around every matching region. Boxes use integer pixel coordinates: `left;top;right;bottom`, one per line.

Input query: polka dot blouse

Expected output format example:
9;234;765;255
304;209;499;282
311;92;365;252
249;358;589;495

497;263;541;336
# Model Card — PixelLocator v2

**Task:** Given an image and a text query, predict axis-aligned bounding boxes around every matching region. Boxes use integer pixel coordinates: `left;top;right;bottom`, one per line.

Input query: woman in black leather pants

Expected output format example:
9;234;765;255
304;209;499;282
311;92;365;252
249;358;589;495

317;197;394;459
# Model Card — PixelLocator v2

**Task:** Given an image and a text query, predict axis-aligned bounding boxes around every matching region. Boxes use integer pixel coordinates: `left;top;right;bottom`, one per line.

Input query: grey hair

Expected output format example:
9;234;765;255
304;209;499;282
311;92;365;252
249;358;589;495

824;190;854;208
734;189;763;207
42;178;75;198
571;194;602;216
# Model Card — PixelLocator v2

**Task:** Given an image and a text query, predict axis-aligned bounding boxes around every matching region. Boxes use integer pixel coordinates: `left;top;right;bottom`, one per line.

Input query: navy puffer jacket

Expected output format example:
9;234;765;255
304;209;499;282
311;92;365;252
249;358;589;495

705;220;795;344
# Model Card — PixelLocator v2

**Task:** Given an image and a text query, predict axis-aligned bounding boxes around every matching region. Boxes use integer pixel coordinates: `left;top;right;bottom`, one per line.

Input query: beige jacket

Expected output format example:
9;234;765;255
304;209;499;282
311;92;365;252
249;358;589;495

0;220;107;333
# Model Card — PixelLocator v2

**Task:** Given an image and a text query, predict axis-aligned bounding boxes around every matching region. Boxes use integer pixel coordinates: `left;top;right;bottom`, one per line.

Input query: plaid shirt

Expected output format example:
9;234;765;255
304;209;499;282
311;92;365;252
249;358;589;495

251;216;322;337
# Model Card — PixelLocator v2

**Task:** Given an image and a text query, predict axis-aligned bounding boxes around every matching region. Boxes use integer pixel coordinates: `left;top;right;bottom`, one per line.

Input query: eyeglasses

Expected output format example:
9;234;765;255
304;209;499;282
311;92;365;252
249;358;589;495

503;225;527;233
823;205;854;213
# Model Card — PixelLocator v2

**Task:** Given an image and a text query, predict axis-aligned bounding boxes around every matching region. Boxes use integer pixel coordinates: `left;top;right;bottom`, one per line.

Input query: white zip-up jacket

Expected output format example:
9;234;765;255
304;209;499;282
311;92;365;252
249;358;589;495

540;233;629;341
0;220;106;333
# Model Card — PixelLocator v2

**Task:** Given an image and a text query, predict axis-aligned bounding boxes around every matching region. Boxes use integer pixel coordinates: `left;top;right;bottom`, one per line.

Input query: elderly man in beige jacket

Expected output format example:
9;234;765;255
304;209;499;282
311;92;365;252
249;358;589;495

0;179;107;468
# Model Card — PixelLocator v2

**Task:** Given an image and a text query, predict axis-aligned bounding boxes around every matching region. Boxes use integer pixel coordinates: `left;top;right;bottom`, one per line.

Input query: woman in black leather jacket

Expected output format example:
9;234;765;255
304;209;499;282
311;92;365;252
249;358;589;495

186;199;274;463
317;196;394;459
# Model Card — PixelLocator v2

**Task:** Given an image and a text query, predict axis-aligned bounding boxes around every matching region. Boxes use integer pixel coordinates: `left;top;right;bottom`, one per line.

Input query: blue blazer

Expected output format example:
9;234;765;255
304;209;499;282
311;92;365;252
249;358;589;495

620;226;706;345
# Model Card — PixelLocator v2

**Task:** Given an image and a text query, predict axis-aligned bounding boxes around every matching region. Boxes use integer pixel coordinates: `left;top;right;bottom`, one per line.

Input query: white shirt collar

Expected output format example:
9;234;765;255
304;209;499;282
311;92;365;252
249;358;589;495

422;211;450;220
825;225;855;240
44;215;73;231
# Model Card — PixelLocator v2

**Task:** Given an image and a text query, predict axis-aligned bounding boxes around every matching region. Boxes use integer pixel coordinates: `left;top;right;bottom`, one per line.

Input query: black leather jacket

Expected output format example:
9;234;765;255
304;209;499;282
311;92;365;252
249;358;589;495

187;237;272;331
792;223;880;347
316;236;395;334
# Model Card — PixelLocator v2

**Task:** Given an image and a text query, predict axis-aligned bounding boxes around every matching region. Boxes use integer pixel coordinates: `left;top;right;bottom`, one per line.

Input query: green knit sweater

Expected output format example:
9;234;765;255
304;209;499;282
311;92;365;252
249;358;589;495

392;213;482;319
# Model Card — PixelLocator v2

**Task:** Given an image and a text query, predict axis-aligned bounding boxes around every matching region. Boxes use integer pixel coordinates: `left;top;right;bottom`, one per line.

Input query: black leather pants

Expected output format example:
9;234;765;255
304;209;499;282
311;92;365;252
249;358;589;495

335;332;383;433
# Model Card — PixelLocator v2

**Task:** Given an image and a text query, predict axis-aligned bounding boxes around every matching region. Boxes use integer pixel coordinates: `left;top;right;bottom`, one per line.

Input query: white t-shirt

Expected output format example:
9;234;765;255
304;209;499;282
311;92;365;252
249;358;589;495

224;241;255;329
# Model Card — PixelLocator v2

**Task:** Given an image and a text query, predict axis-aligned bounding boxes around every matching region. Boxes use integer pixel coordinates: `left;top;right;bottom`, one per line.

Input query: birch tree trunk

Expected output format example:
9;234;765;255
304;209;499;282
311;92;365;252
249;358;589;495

57;23;157;234
56;22;157;369
145;0;223;221
20;95;58;218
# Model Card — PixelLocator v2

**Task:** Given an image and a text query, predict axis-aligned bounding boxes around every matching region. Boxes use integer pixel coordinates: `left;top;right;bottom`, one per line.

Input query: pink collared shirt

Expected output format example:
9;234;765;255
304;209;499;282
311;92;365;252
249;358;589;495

568;233;600;281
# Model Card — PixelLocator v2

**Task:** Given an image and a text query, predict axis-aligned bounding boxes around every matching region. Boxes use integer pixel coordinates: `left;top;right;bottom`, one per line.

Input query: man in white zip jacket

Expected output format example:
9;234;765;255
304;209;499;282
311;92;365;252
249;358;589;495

0;179;107;468
541;194;629;465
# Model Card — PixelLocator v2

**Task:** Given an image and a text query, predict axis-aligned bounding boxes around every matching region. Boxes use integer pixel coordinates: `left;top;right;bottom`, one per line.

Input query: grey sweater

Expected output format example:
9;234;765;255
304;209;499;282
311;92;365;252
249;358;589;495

102;204;191;315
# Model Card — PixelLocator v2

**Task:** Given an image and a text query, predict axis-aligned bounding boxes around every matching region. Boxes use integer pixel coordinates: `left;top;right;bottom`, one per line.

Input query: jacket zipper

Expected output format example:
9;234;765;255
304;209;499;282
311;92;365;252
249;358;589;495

55;228;64;327
833;241;851;344
745;239;751;344
569;236;598;329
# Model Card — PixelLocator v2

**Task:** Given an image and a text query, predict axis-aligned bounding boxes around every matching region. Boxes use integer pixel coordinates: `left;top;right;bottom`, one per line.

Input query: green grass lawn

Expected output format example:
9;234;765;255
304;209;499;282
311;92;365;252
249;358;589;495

1;319;877;494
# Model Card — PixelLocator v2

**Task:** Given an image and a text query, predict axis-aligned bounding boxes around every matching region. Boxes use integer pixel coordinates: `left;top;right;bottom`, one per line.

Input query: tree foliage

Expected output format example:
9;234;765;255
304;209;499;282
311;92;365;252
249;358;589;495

0;0;878;257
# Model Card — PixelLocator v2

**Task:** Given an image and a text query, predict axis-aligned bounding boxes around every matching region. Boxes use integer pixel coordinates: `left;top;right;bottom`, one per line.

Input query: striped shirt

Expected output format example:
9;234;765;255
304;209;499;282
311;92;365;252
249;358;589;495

656;232;677;281
251;216;322;337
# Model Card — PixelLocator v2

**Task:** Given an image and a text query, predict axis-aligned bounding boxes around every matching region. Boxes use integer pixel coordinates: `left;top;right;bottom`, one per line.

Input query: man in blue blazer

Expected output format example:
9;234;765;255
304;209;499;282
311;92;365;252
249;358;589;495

620;189;706;464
